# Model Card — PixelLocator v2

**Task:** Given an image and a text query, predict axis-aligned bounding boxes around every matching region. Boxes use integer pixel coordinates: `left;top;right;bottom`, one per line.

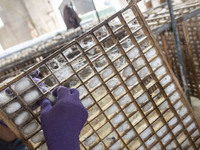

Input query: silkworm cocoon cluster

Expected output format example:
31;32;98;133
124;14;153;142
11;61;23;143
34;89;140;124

161;133;172;144
155;66;166;77
81;97;93;108
145;48;156;59
127;47;139;60
112;113;124;125
102;68;113;78
5;102;21;114
168;117;177;126
107;78;119;89
150;57;162;70
23;89;40;104
157;125;167;137
122;66;132;78
124;103;135;114
123;130;135;140
145;136;155;146
164;83;175;95
107;104;118;115
160;75;171;87
110;141;121;150
22;121;38;135
113;86;124;97
119;95;131;106
172;124;182;134
92;143;103;150
133;57;145;70
137;93;148;104
0;91;10;105
14;111;30;126
183;115;192;125
126;75;138;87
84;134;96;146
169;92;180;103
12;78;33;94
31;131;44;143
140;127;151;139
138;67;150;79
118;122;129;132
88;77;100;89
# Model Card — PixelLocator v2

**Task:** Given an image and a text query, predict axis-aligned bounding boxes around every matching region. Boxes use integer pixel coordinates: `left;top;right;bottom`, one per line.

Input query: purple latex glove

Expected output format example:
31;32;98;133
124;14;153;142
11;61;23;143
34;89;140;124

41;86;88;150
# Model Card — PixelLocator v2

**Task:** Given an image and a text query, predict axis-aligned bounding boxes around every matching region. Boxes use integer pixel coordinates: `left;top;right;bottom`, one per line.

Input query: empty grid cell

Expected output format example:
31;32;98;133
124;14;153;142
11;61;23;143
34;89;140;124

108;17;122;32
63;44;81;61
79;35;95;50
94;26;109;41
120;38;134;52
98;94;113;111
63;75;81;88
78;66;94;82
93;56;108;71
122;8;136;23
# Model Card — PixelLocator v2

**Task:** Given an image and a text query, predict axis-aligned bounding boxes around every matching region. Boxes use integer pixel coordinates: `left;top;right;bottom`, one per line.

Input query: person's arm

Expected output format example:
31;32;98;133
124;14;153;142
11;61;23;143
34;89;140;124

0;124;17;142
41;86;88;150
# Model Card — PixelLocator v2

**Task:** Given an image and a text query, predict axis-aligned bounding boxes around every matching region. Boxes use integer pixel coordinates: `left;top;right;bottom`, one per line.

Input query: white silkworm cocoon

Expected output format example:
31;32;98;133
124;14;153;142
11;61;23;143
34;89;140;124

127;47;139;60
126;75;138;87
174;101;182;109
160;75;171;87
107;104;118;115
191;130;199;138
113;86;124;97
5;102;21;114
140;127;151;139
150;57;162;70
183;115;192;125
138;67;150;79
172;124;182;134
145;48;156;59
31;131;44;143
81;97;93;108
23;122;38;135
166;141;176;150
118;122;129;132
145;136;155;146
124;103;135;114
178;106;188;117
159;101;168;110
14;111;30;126
143;102;152;112
164;83;175;95
112;113;124;124
119;95;131;106
23;89;40;104
169;92;180;103
137;93;148;104
102;68;113;78
168;117;177;126
84;134;96;146
123;130;135;140
122;66;132;78
77;86;87;98
0;91;10;105
92;143;103;150
88;77;100;89
157;125;167;137
133;57;145;69
107;78;119;89
110;141;121;150
155;66;166;77
13;78;33;94
161;133;172;144
39;143;48;150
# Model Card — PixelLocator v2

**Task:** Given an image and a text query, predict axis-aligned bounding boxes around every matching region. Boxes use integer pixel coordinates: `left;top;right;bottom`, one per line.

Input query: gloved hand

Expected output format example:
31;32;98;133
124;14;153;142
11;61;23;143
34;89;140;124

40;86;88;150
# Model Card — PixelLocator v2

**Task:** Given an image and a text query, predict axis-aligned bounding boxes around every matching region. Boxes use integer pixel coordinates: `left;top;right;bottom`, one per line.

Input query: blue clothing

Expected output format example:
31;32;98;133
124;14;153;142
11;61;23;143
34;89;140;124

0;139;27;150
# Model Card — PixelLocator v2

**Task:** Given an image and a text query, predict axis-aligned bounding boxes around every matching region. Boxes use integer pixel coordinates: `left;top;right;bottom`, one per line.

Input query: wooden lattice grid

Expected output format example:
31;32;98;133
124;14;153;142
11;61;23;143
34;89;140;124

0;1;200;150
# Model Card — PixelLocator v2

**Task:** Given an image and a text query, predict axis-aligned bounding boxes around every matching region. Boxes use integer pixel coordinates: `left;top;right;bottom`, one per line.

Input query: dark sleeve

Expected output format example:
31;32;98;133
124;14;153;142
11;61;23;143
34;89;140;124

0;138;28;150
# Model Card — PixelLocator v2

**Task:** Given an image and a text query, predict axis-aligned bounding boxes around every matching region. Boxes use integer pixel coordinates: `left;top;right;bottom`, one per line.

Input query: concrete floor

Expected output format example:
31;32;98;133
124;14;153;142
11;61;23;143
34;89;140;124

191;96;200;122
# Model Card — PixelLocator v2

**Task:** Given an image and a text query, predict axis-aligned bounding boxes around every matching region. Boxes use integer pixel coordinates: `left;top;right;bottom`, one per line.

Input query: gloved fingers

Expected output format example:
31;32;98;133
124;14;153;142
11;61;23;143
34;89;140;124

70;88;79;98
41;99;52;113
52;86;70;99
30;69;40;78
